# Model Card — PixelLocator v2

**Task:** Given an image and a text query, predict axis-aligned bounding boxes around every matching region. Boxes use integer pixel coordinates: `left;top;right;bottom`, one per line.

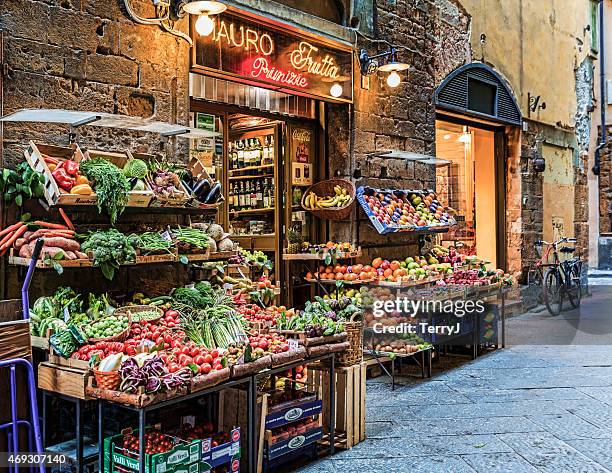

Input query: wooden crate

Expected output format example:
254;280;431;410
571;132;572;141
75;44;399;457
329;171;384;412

24;141;96;206
85;148;155;207
307;362;366;449
38;362;92;400
0;320;31;361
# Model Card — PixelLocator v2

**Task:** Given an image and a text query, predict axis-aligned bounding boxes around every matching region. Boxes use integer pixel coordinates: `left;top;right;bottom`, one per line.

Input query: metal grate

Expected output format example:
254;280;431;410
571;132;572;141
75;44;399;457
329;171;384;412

189;73;316;119
436;63;522;126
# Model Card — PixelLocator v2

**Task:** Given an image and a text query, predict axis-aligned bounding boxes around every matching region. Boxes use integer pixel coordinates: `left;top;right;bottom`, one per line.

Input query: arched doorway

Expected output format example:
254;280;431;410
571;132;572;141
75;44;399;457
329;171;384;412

434;63;522;271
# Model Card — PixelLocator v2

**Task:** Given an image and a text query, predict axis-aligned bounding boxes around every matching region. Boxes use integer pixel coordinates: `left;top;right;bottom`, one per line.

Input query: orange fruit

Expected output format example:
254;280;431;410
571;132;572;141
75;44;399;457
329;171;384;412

325;266;333;274
372;257;383;269
340;265;347;274
334;264;342;273
390;261;400;271
363;265;372;273
335;272;344;280
306;272;313;279
352;264;363;273
359;272;370;280
383;268;393;278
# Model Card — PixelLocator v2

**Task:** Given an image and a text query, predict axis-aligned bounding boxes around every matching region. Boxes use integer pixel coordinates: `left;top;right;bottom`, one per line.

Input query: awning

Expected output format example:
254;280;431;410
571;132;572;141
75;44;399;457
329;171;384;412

367;150;450;165
0;109;219;139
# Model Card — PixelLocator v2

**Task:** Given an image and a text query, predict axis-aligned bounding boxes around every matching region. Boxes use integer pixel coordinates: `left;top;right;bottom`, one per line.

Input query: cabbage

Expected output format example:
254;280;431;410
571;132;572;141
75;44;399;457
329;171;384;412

32;296;58;319
123;159;149;179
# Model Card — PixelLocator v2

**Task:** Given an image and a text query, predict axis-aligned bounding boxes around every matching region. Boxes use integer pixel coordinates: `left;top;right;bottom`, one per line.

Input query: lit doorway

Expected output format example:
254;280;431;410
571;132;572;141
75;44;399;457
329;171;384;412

435;119;499;268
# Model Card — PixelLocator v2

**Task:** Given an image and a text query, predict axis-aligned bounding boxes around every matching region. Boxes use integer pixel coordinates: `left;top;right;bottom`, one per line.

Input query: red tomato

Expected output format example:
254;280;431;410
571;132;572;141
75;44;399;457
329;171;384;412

164;334;173;344
168;363;179;373
210;349;219;358
200;363;212;374
203;354;213;364
194;355;205;365
190;347;200;358
181;346;191;355
165;310;179;319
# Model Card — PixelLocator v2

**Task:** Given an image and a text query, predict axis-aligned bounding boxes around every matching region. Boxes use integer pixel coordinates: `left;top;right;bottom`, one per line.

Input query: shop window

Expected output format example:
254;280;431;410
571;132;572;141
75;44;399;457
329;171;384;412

272;0;348;25
467;77;497;116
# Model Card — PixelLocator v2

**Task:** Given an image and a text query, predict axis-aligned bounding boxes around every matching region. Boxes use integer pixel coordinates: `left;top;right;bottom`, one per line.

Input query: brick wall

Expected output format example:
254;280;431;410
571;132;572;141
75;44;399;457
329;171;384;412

600;135;612;234
1;0;191;168
327;0;470;261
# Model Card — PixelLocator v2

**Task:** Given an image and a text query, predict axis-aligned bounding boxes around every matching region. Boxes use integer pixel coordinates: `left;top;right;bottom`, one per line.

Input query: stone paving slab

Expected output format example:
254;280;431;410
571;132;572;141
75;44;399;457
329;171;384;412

390;416;544;437
566;438;612;470
330;456;477;473
497;432;611;472
528;413;612;440
462;387;592;403
460;453;540;473
577;386;612;405
410;399;571;419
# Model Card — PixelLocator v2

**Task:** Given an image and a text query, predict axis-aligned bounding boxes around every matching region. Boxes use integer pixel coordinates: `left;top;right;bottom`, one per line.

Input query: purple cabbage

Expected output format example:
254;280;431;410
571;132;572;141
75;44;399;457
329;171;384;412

145;377;162;393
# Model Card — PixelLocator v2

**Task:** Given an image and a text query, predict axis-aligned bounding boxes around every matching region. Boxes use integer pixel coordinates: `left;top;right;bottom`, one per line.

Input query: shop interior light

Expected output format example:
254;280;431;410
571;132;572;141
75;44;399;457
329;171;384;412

182;1;226;36
329;83;343;97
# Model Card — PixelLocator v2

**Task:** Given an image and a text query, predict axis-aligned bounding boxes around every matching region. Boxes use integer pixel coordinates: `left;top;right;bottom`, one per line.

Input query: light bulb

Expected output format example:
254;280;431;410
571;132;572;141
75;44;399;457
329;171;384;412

195;14;215;36
386;71;401;88
330;83;343;98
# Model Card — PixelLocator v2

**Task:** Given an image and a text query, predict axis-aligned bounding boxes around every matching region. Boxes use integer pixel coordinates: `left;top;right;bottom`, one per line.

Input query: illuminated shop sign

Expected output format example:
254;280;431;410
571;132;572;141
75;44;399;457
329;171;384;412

192;10;353;102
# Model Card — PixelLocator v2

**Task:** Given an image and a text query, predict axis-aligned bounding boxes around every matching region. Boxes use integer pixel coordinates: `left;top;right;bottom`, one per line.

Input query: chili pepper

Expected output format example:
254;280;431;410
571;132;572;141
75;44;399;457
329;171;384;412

63;160;79;176
52;167;76;191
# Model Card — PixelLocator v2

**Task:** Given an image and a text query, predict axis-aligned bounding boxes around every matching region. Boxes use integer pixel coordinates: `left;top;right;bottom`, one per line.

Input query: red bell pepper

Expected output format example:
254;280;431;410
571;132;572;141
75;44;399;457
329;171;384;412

63;160;79;176
52;167;75;190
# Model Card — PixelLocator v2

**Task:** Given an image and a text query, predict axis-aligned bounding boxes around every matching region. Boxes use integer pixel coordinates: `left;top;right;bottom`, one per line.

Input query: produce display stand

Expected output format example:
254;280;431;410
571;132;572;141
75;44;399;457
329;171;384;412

98;377;252;473
362;347;432;391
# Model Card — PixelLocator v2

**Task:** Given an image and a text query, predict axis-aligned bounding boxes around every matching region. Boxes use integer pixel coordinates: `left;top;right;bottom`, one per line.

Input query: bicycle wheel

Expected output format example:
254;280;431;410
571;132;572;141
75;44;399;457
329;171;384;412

543;267;563;315
566;262;582;308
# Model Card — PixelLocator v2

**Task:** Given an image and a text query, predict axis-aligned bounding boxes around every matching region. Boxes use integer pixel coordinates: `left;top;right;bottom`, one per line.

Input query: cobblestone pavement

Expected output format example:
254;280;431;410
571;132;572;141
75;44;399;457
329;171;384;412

297;286;612;473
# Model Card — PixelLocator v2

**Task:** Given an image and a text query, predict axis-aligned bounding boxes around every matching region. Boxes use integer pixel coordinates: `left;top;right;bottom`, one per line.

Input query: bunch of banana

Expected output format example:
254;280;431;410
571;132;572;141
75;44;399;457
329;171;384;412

431;244;450;257
304;186;352;209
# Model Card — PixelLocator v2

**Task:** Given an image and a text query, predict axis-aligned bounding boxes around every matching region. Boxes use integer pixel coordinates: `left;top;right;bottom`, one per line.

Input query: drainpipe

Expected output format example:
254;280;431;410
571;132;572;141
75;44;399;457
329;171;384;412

594;0;606;175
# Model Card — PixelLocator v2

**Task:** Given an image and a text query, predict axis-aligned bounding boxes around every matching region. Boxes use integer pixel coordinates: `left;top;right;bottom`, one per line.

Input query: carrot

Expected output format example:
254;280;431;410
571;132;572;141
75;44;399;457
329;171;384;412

0;221;24;238
0;231;14;248
0;225;28;251
58;208;75;231
31;221;69;230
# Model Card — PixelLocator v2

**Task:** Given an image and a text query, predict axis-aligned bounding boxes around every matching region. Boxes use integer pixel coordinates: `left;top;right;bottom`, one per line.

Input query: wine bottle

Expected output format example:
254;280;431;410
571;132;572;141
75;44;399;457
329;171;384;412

256;179;264;208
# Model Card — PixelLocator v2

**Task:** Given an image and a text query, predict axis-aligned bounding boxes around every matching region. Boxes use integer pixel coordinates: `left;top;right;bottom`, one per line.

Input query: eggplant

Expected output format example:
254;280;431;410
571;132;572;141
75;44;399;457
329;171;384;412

204;182;222;204
182;179;193;193
193;179;212;201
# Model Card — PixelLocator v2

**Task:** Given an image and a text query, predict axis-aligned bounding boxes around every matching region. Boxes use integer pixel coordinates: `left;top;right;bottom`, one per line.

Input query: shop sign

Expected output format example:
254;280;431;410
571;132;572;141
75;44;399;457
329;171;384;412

192;10;353;102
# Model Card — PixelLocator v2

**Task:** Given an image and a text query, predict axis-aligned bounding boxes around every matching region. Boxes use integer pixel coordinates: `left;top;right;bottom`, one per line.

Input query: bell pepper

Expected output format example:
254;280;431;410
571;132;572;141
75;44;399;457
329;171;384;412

52;167;76;191
63;160;79;176
70;184;93;195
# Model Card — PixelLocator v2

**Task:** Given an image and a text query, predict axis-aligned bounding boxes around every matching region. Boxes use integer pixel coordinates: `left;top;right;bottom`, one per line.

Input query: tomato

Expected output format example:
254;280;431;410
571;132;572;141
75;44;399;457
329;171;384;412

172;340;182;349
164;334;173;344
178;354;192;365
194;355;205;365
203;354;213;364
165;310;179;319
190;347;200;358
181;346;191;355
200;363;212;374
258;340;269;349
168;363;179;373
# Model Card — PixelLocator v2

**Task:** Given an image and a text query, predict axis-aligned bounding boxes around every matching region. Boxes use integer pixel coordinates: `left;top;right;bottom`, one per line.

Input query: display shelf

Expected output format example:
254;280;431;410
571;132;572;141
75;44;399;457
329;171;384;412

304;278;374;285
228;164;274;174
283;248;361;261
229;173;274;181
231;233;275;239
39;202;219;215
229;207;275;215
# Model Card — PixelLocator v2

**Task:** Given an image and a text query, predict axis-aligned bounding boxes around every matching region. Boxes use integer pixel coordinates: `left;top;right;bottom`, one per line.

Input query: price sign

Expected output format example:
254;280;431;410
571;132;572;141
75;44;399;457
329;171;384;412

288;339;299;351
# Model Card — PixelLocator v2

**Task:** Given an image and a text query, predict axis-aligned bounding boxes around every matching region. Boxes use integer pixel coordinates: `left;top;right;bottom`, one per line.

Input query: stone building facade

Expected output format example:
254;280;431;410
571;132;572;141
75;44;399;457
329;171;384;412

0;0;600;295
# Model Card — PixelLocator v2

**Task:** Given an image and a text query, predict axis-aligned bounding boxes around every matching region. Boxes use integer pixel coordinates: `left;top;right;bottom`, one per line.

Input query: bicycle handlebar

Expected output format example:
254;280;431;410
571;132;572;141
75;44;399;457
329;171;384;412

534;237;576;247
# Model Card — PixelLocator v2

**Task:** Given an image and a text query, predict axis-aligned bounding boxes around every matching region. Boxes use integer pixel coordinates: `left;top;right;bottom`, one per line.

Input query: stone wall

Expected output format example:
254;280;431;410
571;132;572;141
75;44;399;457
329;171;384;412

600;133;612;234
1;0;191;168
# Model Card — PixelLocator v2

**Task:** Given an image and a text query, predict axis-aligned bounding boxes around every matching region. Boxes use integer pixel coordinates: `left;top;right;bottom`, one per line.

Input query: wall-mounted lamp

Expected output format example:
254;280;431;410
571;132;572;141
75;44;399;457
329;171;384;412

182;1;226;36
322;75;350;99
123;0;226;44
359;47;409;87
533;153;546;173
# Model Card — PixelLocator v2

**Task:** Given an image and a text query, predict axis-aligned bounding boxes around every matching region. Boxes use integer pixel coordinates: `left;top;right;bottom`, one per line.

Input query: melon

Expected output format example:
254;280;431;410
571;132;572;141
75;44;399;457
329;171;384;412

206;223;225;241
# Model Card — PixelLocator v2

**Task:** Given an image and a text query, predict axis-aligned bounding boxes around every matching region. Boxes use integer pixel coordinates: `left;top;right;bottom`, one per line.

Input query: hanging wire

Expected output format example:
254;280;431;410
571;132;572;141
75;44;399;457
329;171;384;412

347;26;427;57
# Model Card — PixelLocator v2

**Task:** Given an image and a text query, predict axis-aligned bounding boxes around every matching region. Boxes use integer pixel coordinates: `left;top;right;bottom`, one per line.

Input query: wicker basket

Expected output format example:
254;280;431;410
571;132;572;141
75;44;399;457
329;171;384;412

87;313;132;344
93;369;121;390
114;305;163;323
335;312;363;367
301;178;355;221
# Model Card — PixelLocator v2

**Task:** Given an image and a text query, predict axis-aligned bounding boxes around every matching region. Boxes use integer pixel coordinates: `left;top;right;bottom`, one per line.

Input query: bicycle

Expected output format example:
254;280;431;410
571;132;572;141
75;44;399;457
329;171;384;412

528;237;583;316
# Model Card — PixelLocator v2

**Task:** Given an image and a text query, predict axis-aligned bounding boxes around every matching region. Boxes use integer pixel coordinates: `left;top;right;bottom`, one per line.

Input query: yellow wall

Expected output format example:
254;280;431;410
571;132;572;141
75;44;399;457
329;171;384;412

460;0;595;128
473;129;497;268
542;144;575;242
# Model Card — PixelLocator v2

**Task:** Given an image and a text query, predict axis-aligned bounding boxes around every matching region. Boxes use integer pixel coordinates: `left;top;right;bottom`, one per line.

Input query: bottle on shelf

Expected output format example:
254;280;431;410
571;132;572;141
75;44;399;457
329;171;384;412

269;179;275;208
268;136;275;164
238;182;246;209
228;183;234;211
256;179;264;209
233;182;239;210
263;179;270;208
250;181;257;208
262;136;270;165
229;142;237;170
256;138;263;170
237;140;245;171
